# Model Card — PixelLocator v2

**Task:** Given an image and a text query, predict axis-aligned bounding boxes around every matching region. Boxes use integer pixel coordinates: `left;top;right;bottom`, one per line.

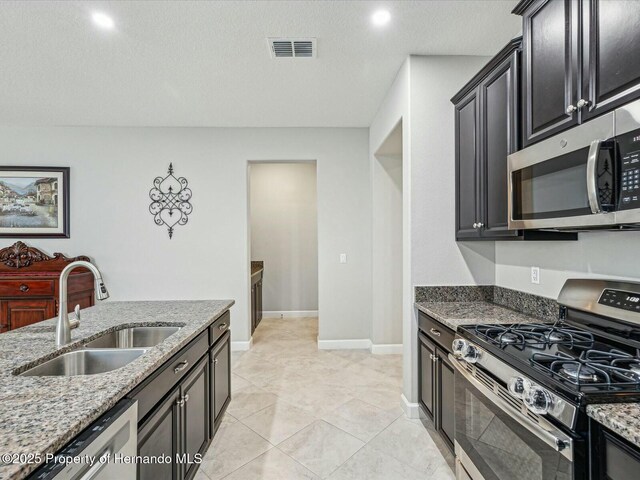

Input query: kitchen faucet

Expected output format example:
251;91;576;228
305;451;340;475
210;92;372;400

56;260;110;348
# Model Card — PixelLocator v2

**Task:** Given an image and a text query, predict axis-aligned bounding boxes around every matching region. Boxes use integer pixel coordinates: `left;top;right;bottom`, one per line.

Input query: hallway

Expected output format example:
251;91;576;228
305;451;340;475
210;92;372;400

197;318;454;480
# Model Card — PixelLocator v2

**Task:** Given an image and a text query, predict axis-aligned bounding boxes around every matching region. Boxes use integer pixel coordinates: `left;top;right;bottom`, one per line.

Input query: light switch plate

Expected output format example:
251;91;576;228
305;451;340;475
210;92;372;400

531;266;540;284
339;253;347;264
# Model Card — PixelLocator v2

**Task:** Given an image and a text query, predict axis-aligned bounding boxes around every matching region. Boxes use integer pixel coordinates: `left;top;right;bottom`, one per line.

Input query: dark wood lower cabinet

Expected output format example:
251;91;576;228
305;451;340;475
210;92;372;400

130;311;232;480
182;357;210;480
138;388;181;480
437;350;455;448
210;331;231;437
591;419;640;480
419;334;436;420
418;311;455;452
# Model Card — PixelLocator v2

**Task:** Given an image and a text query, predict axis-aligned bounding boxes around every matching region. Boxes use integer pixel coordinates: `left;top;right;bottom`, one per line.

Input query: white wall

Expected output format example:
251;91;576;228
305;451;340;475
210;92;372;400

370;55;494;413
249;162;318;312
496;231;640;298
0;127;370;345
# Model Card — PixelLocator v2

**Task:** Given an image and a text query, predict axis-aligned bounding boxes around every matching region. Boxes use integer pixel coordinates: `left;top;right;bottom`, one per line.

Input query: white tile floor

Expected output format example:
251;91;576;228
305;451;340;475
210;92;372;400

196;317;455;480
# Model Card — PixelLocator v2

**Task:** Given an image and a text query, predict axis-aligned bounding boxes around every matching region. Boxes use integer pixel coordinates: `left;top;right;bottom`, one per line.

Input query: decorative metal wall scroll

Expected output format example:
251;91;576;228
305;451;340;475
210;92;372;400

149;163;193;239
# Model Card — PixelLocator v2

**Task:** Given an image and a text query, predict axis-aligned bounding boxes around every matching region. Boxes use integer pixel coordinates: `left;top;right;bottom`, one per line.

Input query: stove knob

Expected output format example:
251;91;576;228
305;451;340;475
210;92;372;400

463;345;481;364
452;339;468;358
508;377;530;399
524;385;553;415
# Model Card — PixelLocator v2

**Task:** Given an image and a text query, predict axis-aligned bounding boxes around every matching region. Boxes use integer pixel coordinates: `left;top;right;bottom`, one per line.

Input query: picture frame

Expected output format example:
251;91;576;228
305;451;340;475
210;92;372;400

0;166;70;238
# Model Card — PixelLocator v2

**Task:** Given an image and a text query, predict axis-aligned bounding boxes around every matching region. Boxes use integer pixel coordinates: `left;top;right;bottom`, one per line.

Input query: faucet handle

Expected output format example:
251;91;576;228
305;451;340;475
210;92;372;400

69;304;81;329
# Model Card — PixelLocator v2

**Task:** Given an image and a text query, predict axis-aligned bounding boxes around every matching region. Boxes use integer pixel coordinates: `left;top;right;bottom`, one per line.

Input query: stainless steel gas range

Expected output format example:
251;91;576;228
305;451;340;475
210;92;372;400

450;279;640;480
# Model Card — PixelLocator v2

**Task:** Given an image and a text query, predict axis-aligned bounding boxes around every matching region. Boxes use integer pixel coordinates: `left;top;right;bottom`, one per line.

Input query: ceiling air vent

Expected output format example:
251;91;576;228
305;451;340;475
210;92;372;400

268;38;316;59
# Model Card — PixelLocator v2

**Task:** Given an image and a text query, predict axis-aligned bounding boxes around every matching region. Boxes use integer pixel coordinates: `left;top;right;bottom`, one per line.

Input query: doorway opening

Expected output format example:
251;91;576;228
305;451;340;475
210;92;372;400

247;161;319;344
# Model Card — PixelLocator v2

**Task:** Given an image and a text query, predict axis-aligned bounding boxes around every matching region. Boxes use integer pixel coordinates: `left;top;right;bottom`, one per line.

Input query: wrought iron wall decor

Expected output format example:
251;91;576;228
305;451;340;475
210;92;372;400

149;163;193;239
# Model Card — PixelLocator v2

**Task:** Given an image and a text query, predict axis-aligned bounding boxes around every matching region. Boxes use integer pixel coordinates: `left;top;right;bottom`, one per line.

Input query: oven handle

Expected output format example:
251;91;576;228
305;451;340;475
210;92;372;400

586;139;602;214
449;355;574;462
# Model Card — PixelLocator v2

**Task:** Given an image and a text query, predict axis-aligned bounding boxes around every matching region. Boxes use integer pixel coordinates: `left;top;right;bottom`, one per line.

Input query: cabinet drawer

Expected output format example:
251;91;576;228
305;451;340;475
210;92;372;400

129;330;208;422
0;279;54;297
209;311;230;346
418;312;455;354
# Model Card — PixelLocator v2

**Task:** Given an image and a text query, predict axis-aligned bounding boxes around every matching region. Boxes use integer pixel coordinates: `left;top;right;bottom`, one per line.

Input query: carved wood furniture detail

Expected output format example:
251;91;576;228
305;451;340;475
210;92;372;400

0;242;95;332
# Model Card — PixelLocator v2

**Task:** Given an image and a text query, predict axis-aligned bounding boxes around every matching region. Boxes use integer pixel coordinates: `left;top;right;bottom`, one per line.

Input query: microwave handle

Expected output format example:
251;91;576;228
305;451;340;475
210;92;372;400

586;139;602;214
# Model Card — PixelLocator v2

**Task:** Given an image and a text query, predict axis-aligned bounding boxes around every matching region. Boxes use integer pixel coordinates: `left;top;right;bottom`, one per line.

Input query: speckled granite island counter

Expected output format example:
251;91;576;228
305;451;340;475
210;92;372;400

415;301;547;331
587;403;640;448
0;300;234;480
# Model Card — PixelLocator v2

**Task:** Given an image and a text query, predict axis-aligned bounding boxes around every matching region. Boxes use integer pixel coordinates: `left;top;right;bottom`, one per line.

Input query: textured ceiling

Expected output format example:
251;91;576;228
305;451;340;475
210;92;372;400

0;0;521;127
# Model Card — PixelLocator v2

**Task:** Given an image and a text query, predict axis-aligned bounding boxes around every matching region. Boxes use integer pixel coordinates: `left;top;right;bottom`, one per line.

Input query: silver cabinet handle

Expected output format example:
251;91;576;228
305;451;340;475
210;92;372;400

566;104;577;114
218;323;228;331
213;358;219;365
472;222;478;228
430;328;441;337
174;360;189;374
577;98;589;109
183;394;189;404
476;222;484;228
176;397;185;407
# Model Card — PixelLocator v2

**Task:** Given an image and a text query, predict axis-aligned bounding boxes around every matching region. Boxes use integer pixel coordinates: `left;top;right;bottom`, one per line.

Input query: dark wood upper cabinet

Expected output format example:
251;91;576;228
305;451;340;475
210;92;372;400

515;0;640;144
520;0;580;146
581;0;640;120
453;39;521;240
455;89;481;239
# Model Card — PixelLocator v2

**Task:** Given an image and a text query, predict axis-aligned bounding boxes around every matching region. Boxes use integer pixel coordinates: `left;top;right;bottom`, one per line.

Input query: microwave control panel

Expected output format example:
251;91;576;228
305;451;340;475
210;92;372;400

618;131;640;210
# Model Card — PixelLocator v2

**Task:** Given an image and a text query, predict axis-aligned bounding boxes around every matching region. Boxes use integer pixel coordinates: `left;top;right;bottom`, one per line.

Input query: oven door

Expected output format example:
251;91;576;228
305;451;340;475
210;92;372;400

451;356;578;480
508;111;616;230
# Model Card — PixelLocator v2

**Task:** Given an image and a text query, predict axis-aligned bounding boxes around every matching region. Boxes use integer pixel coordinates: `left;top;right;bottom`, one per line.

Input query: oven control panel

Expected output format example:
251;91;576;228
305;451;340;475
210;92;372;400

598;288;640;312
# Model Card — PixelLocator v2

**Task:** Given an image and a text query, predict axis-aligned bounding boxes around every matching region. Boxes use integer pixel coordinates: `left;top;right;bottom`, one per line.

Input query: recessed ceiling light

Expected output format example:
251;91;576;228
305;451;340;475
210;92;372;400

371;9;391;26
92;12;115;30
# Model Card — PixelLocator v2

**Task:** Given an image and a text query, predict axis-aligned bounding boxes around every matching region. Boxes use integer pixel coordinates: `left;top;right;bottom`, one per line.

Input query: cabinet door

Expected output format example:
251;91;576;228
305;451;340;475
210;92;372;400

2;299;56;331
581;0;640;121
479;50;520;239
522;0;580;146
211;332;231;434
250;285;257;334
455;88;481;239
437;348;455;451
591;421;640;480
138;388;181;480
182;357;209;480
419;334;436;420
256;281;263;325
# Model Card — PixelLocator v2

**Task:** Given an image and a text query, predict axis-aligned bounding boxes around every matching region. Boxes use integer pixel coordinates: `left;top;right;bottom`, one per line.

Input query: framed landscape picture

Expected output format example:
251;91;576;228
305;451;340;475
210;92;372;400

0;167;70;238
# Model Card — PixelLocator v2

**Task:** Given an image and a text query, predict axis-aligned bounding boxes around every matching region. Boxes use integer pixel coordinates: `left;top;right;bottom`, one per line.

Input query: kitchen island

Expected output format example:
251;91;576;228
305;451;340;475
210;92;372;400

0;300;234;480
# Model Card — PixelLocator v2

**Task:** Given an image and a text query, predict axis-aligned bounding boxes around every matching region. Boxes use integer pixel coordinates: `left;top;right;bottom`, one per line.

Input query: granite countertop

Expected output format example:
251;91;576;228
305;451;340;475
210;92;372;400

587;403;640;448
0;300;234;480
415;301;548;331
251;261;264;276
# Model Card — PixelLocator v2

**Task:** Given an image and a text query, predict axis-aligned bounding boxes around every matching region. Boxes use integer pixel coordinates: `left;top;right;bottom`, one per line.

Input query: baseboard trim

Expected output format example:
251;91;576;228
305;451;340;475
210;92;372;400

317;339;372;350
231;338;253;351
401;393;422;419
263;310;319;319
370;343;403;355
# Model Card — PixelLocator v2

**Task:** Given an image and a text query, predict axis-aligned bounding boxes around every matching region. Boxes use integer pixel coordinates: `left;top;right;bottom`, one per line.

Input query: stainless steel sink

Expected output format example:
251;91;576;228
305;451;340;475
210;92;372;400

84;326;182;349
19;349;147;377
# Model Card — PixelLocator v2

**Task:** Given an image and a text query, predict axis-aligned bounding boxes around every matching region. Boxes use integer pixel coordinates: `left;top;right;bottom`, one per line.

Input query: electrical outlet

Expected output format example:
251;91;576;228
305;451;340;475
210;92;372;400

531;266;540;284
339;253;347;264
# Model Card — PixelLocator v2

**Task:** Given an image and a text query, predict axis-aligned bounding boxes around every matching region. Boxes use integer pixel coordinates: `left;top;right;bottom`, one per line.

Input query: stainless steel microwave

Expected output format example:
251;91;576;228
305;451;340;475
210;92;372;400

508;99;640;230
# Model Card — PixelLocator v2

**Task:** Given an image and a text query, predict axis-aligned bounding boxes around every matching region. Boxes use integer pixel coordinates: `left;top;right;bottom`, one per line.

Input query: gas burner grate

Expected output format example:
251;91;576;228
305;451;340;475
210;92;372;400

531;349;640;388
473;323;594;349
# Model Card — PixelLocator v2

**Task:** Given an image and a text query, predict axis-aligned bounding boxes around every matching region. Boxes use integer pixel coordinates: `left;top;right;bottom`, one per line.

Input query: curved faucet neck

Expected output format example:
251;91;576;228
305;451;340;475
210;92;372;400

56;260;109;348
